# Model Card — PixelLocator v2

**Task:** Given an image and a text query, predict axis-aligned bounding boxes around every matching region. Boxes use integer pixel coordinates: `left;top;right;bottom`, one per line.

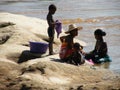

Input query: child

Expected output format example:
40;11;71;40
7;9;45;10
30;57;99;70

72;42;85;65
47;4;57;55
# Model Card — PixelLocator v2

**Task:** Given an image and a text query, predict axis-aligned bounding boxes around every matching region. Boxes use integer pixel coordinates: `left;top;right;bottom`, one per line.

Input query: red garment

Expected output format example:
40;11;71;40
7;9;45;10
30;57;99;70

59;42;73;59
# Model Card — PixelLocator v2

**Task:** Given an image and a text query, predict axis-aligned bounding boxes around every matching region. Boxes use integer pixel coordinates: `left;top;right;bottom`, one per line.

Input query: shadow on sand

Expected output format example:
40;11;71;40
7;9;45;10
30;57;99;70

18;50;42;63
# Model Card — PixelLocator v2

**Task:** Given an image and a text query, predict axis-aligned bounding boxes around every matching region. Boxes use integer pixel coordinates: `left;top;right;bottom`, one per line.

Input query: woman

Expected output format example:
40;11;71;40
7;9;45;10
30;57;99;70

59;24;83;63
84;29;110;63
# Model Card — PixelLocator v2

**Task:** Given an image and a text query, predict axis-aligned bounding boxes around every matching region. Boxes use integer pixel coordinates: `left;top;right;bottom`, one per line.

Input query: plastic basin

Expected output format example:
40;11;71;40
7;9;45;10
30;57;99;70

30;41;48;54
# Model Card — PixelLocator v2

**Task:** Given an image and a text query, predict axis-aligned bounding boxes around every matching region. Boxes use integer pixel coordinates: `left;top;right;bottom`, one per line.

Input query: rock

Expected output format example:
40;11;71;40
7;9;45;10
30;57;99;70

0;12;120;90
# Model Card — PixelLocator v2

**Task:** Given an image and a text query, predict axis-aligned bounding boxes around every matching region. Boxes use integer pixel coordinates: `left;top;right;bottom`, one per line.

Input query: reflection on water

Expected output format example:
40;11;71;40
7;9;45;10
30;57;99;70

0;0;120;73
61;18;100;24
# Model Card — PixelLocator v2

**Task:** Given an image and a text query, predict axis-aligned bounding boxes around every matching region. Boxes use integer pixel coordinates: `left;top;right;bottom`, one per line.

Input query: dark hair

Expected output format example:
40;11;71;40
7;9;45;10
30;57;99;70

48;4;56;11
94;29;106;36
73;42;83;49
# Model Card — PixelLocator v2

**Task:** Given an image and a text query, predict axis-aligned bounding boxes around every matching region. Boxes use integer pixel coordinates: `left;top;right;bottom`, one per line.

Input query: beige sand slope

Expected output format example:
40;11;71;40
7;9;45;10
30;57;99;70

0;12;120;90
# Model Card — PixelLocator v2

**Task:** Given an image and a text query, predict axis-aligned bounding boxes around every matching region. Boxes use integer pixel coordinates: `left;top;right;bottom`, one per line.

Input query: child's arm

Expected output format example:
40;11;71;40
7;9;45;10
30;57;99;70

60;36;65;43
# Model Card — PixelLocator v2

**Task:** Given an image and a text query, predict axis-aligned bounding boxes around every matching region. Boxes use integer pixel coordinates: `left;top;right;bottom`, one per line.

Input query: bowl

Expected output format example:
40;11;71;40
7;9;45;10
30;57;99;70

29;41;48;54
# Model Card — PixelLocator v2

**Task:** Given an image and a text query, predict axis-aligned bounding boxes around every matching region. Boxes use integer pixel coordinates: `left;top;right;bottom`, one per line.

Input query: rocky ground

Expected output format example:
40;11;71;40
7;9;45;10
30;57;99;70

0;12;120;90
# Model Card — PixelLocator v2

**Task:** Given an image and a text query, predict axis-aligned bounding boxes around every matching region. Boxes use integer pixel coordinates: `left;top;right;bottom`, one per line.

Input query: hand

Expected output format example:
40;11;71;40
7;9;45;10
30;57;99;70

81;50;86;55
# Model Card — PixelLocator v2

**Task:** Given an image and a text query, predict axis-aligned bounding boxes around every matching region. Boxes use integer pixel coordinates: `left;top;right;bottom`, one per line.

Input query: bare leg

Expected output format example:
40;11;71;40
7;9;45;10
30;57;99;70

49;37;54;55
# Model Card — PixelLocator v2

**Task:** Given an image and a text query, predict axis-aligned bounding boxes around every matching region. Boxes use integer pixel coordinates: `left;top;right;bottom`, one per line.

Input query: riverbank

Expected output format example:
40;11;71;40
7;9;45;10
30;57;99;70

0;12;120;90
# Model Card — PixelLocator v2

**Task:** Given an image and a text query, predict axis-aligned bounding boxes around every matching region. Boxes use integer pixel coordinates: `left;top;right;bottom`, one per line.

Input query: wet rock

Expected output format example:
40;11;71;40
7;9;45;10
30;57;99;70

0;22;15;28
20;84;32;90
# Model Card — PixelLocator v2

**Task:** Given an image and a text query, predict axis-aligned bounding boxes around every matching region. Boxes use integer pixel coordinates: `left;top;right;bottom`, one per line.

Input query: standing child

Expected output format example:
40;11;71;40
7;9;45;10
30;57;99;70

47;4;57;55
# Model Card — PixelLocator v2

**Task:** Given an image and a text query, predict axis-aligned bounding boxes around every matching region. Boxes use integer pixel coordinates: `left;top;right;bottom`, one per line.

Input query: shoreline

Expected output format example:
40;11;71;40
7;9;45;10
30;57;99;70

0;12;120;90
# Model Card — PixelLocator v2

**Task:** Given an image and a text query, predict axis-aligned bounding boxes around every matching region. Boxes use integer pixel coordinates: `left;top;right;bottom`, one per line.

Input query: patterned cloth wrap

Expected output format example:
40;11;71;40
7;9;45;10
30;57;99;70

59;41;73;59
